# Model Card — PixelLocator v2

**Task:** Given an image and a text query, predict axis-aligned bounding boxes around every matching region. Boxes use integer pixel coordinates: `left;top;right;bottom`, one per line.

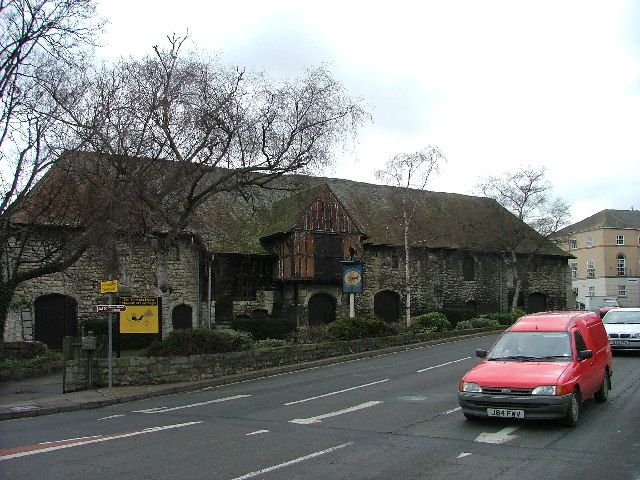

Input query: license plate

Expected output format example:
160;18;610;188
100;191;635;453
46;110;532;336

610;340;629;346
487;408;524;418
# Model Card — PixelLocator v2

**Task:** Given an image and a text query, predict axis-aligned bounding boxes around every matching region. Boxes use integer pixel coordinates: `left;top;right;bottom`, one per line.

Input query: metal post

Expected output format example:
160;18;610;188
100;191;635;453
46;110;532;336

108;274;113;389
350;293;355;318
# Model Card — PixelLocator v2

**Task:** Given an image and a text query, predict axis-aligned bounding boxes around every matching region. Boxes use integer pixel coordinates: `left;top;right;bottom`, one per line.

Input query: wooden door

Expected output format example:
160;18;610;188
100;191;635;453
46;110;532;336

34;294;77;349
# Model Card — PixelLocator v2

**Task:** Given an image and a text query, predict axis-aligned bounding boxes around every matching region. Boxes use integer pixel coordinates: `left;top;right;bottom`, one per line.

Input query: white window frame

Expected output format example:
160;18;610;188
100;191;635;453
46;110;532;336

587;260;595;278
618;285;626;297
570;239;577;250
571;262;578;279
588;286;595;296
617;255;626;277
587;235;593;248
616;235;624;245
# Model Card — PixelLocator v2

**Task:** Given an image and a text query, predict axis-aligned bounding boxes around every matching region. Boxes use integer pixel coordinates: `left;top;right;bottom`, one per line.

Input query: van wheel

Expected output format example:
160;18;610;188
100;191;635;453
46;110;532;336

594;373;610;403
562;391;581;427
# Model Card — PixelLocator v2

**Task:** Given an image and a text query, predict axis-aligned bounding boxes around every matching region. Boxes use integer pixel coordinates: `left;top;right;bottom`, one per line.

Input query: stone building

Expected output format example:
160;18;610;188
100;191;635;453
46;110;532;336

4;154;572;347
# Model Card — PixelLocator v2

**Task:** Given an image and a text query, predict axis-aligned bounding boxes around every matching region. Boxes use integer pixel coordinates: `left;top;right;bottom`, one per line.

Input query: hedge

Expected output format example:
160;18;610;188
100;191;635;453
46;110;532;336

145;328;253;357
231;316;297;341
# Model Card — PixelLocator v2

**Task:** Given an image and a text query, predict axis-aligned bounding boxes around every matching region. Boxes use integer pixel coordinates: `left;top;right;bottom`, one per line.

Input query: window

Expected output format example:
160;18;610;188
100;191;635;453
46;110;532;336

571;262;578;279
462;255;475;281
391;255;399;269
572;287;579;296
638;236;640;246
617;254;626;277
618;285;627;297
586;236;593;248
314;234;343;281
587;260;595;278
574;331;588;353
616;235;624;245
588;286;595;296
570;239;577;250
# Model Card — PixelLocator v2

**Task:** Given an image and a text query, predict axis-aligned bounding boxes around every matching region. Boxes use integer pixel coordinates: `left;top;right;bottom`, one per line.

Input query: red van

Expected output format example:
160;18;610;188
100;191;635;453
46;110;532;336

458;311;613;427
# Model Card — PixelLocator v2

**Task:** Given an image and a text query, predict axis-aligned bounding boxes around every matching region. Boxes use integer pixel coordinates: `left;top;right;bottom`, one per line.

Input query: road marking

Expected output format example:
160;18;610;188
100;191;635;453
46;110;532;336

246;430;270;436
289;401;382;425
133;394;250;414
417;357;471;373
228;442;353;480
97;414;126;421
0;422;202;461
475;425;521;444
284;379;389;405
39;435;102;445
457;452;472;459
443;407;462;415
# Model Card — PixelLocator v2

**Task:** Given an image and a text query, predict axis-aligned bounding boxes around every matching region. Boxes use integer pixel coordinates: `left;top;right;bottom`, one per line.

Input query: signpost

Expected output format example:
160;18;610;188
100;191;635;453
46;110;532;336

97;277;119;388
96;304;127;313
341;261;364;318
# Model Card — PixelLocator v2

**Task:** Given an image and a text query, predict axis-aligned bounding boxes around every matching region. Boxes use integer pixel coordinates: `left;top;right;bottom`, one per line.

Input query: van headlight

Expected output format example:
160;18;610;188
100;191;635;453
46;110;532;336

460;382;482;393
532;386;556;395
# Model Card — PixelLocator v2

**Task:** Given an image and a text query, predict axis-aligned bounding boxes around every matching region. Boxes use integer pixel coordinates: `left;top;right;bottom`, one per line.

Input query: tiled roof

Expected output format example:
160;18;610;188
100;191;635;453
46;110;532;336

557;209;640;234
14;152;570;258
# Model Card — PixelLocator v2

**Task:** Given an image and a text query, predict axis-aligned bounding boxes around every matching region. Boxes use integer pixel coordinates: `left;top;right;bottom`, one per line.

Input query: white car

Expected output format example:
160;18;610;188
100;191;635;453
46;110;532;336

602;308;640;351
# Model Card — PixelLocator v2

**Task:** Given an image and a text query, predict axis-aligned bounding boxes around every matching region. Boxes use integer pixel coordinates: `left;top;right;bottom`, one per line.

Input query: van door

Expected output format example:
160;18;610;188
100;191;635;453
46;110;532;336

573;329;598;396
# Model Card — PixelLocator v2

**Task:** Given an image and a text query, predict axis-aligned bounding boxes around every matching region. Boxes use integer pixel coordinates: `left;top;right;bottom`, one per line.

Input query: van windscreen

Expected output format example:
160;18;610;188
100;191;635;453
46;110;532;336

487;332;572;362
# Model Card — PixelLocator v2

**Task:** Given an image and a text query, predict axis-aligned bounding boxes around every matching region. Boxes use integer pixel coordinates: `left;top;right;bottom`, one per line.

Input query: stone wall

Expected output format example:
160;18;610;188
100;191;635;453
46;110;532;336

64;328;501;391
5;237;203;341
358;246;569;315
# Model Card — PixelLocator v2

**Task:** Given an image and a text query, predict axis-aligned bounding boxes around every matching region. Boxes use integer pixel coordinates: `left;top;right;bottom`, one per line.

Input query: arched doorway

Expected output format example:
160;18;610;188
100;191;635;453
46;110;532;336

172;304;193;329
34;294;78;349
308;293;336;325
528;293;547;313
374;290;401;323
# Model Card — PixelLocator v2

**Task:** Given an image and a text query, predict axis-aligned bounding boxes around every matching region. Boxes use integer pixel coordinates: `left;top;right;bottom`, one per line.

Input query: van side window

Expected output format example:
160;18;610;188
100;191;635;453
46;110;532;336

574;331;588;353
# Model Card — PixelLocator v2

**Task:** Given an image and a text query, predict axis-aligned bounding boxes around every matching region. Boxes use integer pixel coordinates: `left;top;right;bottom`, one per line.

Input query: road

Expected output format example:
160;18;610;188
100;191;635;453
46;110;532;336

1;334;639;480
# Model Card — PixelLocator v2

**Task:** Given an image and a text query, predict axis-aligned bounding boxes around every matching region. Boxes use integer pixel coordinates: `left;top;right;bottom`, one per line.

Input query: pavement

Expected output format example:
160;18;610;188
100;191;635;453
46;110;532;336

0;361;336;422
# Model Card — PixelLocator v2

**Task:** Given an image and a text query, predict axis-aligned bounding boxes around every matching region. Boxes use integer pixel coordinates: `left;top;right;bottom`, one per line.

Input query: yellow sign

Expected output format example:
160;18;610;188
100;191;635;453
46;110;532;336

119;297;159;334
100;280;119;294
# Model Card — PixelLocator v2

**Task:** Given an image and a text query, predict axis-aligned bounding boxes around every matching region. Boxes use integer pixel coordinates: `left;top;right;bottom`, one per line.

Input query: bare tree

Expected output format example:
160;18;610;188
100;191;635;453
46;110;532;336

476;166;570;310
55;36;367;242
0;0;104;338
375;147;446;326
1;33;366;336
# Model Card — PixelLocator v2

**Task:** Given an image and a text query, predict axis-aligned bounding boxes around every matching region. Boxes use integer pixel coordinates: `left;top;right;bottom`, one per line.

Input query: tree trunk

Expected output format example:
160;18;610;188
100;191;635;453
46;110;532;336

511;278;522;311
0;280;17;340
404;211;411;327
510;252;522;311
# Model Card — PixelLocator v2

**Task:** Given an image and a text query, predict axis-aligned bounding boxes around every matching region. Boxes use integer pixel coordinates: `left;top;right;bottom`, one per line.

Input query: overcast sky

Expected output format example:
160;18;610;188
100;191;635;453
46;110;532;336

96;0;639;224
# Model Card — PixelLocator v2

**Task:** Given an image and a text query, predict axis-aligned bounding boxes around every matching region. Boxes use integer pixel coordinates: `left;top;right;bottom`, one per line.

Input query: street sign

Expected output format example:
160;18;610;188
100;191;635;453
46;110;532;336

100;280;119;294
96;304;127;313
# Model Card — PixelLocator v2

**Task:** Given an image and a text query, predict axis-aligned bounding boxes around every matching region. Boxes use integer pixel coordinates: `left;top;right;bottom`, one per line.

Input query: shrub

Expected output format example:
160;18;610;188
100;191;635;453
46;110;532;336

411;312;451;333
82;319;158;351
253;339;289;349
456;320;473;330
487;312;514;326
456;318;500;330
510;308;526;323
413;309;475;328
145;328;253;357
231;316;297;341
325;316;397;341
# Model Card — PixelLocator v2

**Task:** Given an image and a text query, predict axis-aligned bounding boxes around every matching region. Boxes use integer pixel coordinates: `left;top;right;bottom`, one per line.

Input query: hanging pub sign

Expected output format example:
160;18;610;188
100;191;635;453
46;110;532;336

119;296;159;334
341;261;364;294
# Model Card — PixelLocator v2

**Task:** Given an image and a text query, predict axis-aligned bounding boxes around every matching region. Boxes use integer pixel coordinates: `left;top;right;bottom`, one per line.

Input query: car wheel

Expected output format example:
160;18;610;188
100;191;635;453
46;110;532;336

562;390;581;427
594;373;611;403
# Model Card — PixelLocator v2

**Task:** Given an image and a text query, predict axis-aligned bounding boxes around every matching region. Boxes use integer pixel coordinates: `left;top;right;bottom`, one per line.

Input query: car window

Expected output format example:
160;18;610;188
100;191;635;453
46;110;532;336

603;311;640;324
